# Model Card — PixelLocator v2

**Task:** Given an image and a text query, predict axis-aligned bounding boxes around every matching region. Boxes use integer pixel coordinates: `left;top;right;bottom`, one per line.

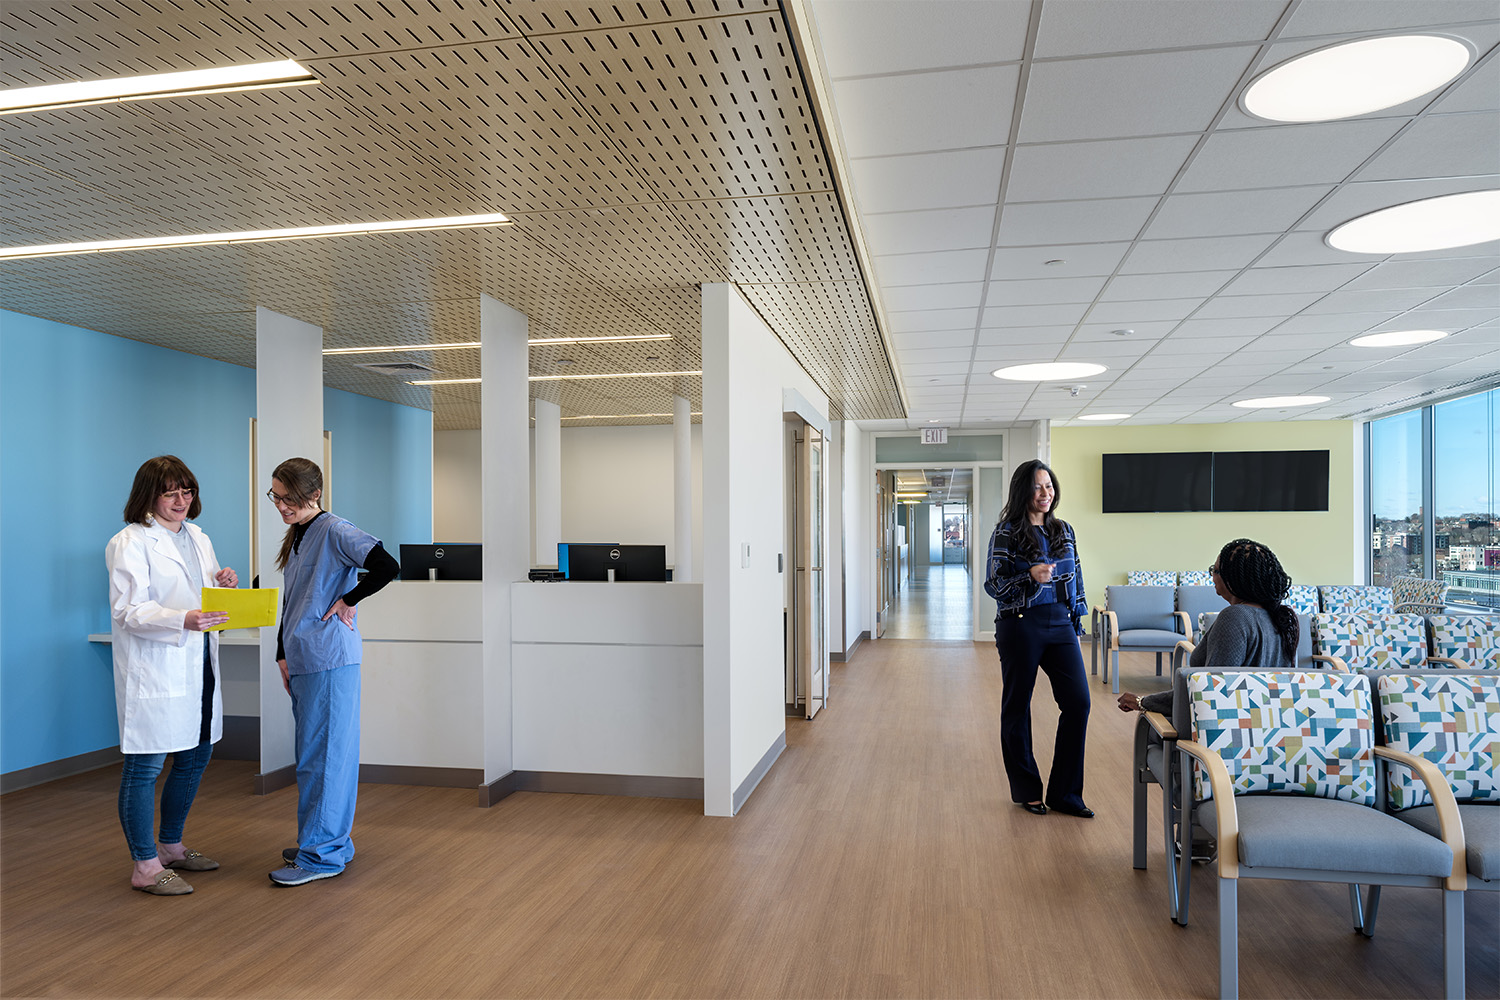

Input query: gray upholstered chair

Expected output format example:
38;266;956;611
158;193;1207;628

1100;585;1183;695
1173;670;1465;1000
1174;584;1227;643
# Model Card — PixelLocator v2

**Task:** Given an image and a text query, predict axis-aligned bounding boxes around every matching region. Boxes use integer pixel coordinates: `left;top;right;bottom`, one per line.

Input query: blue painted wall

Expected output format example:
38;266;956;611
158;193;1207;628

1;310;432;774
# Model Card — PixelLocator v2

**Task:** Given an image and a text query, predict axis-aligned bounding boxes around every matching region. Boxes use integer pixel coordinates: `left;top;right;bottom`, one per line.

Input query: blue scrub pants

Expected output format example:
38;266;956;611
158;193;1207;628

288;663;361;873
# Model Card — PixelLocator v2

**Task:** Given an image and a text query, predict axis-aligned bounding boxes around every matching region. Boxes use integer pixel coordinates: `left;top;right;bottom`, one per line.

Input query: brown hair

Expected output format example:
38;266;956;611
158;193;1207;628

272;457;325;571
123;456;202;524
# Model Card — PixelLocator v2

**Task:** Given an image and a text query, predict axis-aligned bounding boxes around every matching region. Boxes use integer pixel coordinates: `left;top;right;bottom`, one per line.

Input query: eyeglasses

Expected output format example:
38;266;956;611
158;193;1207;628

160;488;195;502
266;489;294;506
1208;564;1220;575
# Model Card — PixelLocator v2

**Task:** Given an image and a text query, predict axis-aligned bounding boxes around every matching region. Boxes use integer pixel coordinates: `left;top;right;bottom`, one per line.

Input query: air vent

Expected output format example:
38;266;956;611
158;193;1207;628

357;361;439;376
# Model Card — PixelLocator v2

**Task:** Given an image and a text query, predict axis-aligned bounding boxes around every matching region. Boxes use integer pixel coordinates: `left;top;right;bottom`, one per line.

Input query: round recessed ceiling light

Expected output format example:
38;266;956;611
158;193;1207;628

1349;329;1450;348
1078;413;1132;421
1232;395;1330;409
992;361;1107;381
1242;34;1471;123
1327;189;1500;254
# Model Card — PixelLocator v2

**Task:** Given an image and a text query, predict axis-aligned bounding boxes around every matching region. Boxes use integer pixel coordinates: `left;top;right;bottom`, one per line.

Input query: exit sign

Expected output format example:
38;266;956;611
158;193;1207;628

921;427;948;445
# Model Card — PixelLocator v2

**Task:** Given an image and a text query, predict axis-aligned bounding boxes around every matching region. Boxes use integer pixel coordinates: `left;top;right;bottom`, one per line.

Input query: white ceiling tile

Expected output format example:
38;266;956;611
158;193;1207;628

849;147;1006;213
1033;0;1284;56
875;249;993;286
1176;120;1407;192
1356;112;1500;183
996;196;1158;245
1057;339;1154;358
1279;0;1500;37
893;330;977;351
1342;258;1500;290
1433;55;1500;114
1396;307;1500;330
980;302;1091;327
887;307;981;333
897;346;979;365
1160;335;1257;353
1074;320;1181;340
813;0;1030;76
989;242;1132;278
974;325;1077;346
1172;317;1288;338
1085;298;1206;323
901;361;973;376
984;275;1109;305
1193;292;1326;318
1253;231;1367;268
1100;270;1239;301
1221;263;1375;295
832;66;1019;157
1121;234;1279;273
861;206;997;256
1272;313;1398;336
1017;47;1258;143
1411;285;1500;311
1253;331;1366;351
1301;288;1445;314
1297;176;1500;231
881;282;985;311
1005;134;1198;201
1142;185;1334;240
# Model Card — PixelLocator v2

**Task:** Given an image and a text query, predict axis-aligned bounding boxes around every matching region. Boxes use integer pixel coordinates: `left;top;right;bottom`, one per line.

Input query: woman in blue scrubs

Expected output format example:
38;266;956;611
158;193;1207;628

266;457;399;886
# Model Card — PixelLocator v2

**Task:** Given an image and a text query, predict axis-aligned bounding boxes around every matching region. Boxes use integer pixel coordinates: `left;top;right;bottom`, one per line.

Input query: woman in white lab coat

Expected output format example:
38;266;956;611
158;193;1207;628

106;456;237;895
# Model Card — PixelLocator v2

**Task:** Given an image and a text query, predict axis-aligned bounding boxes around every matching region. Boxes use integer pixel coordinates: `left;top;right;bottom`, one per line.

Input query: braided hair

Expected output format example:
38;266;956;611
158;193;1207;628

1215;538;1298;662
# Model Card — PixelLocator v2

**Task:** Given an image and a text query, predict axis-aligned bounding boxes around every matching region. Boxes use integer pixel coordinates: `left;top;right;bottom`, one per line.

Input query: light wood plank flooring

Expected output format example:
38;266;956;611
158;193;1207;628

2;642;1494;999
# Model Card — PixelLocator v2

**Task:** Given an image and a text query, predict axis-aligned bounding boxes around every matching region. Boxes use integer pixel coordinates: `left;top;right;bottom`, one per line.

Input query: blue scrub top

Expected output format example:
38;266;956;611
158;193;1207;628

281;513;379;675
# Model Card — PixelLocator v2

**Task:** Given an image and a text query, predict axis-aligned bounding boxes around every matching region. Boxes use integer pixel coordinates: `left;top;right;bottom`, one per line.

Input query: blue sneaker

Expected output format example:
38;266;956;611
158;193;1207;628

268;863;342;886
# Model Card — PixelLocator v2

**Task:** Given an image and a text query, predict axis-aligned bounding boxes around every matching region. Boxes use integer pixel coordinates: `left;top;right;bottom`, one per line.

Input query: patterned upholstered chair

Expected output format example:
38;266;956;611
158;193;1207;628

1100;585;1184;695
1371;668;1499;897
1310;612;1431;672
1127;570;1177;586
1178;570;1212;586
1174;670;1465;999
1318;584;1394;615
1426;615;1500;670
1392;575;1448;614
1286;584;1320;616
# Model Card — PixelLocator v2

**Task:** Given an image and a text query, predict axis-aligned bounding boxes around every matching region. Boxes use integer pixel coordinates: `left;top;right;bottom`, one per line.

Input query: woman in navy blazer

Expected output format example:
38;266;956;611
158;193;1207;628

983;459;1092;818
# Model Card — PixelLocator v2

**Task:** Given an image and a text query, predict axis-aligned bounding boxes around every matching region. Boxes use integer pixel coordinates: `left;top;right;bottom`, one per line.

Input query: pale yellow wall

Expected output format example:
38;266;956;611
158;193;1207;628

1050;421;1361;592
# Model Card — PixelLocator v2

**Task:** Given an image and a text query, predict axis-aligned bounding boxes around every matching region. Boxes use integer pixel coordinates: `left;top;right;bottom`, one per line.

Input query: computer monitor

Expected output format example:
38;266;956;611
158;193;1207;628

558;543;667;582
399;543;482;581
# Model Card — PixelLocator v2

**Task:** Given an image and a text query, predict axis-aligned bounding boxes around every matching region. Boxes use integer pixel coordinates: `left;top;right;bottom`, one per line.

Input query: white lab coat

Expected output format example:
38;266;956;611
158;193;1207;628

105;520;224;754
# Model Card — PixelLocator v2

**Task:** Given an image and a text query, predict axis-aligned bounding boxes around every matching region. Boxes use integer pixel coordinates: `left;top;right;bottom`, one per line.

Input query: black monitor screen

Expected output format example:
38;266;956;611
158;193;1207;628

1212;450;1329;511
1101;452;1213;513
559;543;667;582
399;543;482;581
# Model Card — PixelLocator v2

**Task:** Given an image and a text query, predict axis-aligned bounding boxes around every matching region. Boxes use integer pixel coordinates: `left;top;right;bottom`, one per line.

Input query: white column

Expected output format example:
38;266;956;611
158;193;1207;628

701;285;732;816
673;395;694;583
533;398;561;568
1034;418;1051;465
481;294;530;792
255;307;324;783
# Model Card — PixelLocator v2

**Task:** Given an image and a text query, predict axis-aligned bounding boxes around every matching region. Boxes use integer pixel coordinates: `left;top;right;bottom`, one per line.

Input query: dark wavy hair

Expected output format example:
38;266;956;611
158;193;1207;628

1216;538;1298;662
998;459;1066;558
272;457;325;572
122;455;202;524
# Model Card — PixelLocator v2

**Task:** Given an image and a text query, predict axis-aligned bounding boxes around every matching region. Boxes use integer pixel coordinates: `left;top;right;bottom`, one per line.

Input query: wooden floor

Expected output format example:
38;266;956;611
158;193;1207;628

3;642;1495;999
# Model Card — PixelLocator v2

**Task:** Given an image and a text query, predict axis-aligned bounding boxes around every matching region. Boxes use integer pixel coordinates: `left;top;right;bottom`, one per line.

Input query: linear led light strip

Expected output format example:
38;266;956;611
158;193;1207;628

0;213;513;260
322;333;670;354
561;412;703;420
0;60;319;115
410;370;702;385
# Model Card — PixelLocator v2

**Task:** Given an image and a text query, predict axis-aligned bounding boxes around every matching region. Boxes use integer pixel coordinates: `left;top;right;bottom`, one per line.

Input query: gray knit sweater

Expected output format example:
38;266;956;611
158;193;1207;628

1139;603;1293;714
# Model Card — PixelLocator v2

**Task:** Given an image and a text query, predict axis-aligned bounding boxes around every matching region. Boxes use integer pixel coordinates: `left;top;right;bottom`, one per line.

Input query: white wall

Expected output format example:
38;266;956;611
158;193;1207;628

840;421;871;652
702;283;830;816
434;429;482;542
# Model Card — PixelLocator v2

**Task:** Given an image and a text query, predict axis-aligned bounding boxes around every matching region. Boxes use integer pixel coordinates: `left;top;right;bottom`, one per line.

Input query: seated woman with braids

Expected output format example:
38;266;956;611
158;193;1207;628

1117;538;1299;716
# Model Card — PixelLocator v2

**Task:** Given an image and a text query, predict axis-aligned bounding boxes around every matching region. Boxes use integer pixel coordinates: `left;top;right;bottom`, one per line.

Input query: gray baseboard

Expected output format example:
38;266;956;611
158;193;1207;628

255;764;296;795
733;732;786;815
1;745;121;795
512;770;703;800
360;764;483;788
479;771;518;807
830;630;869;662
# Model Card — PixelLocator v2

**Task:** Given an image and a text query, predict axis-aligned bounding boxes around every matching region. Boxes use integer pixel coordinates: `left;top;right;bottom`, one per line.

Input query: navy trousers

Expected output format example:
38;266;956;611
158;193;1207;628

995;602;1091;809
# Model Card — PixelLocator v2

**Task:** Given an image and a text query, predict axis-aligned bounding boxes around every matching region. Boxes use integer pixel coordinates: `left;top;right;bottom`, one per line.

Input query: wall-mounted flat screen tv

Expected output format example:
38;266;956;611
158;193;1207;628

1102;452;1212;513
1212;450;1329;511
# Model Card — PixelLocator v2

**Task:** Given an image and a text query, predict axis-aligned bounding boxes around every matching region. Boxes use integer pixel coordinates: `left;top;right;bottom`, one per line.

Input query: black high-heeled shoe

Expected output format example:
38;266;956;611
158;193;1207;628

1049;802;1095;819
1018;801;1048;816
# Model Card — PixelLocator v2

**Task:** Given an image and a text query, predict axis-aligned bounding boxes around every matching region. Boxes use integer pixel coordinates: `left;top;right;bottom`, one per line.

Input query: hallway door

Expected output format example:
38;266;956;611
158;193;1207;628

791;424;827;717
875;470;895;638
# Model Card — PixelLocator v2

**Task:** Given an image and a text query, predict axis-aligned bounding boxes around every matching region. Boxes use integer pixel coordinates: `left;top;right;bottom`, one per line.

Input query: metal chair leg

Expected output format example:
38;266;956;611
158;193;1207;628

1218;877;1239;1000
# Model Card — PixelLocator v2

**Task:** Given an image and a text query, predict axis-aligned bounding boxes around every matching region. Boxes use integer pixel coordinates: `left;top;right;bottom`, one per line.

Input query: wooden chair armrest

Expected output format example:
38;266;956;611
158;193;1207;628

1103;610;1119;651
1143;710;1175;740
1173;610;1190;638
1172;639;1195;675
1175;739;1239;879
1425;655;1463;669
1311;653;1349;672
1373;746;1467;889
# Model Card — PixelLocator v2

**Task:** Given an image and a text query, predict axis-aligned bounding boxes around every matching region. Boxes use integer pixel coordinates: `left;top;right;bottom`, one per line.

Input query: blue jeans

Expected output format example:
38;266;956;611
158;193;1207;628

118;741;214;861
289;663;361;873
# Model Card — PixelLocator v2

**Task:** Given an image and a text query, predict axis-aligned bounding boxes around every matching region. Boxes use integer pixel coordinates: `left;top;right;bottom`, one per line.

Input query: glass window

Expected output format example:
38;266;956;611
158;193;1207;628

1435;388;1498;610
1369;408;1423;587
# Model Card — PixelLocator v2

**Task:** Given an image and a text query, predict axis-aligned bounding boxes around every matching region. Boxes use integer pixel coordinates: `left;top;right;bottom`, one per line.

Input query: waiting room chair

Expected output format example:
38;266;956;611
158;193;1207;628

1311;612;1432;672
1100;585;1183;695
1393;575;1448;614
1178;570;1212;586
1286;584;1320;615
1425;614;1500;670
1175;670;1465;1000
1318;584;1394;616
1175;584;1227;643
1127;570;1177;586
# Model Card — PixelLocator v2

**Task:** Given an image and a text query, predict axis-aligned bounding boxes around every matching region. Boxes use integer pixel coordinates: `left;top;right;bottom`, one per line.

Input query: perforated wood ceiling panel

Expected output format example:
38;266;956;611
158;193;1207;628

0;0;899;429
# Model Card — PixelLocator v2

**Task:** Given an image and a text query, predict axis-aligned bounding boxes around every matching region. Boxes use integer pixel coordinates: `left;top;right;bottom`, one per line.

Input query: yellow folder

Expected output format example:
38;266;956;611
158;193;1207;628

200;587;279;630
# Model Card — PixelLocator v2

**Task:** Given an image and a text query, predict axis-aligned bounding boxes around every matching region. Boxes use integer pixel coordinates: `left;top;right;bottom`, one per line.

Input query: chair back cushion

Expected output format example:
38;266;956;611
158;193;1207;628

1106;585;1175;631
1187;670;1376;805
1176;585;1227;638
1311;612;1429;670
1286;585;1320;616
1392;576;1448;613
1377;673;1500;810
1318;585;1394;615
1178;570;1212;586
1127;570;1177;586
1426;615;1500;670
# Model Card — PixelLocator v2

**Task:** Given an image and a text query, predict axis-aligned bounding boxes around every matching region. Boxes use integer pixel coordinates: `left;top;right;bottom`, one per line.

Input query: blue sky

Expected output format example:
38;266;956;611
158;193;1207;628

1372;388;1497;520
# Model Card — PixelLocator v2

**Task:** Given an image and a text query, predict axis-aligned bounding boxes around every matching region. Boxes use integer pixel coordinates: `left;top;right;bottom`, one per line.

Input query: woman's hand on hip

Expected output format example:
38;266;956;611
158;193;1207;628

214;566;238;588
184;609;229;632
323;599;356;630
1029;562;1056;584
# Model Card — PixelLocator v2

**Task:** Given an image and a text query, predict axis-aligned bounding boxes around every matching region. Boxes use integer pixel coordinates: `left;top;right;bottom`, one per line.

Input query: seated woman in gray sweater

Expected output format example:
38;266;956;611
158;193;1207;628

1117;538;1299;716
